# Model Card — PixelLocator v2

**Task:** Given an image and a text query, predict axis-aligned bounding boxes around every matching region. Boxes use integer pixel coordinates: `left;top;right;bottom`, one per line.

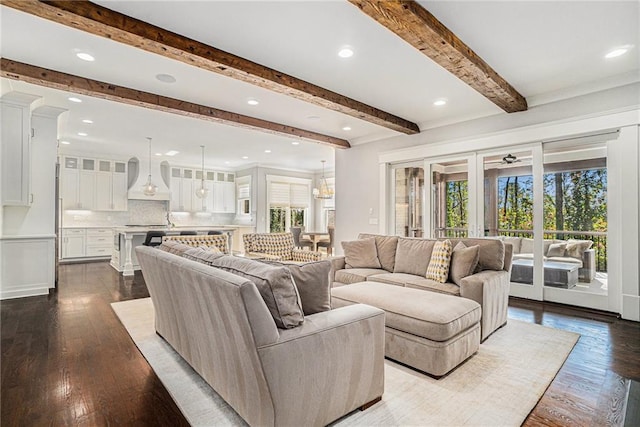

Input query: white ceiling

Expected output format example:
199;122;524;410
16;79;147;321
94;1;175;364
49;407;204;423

1;1;638;171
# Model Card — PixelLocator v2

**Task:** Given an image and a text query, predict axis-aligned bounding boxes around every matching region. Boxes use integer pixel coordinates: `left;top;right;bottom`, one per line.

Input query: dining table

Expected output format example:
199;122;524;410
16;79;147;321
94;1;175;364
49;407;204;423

301;231;330;251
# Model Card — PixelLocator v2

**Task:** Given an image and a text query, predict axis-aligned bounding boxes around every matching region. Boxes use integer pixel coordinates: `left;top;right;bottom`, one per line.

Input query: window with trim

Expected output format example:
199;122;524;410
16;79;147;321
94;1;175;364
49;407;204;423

267;176;311;233
236;175;251;216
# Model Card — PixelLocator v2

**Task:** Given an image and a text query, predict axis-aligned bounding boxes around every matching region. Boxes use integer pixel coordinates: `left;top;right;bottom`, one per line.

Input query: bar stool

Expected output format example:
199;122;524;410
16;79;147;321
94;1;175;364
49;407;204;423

180;231;197;235
208;230;224;235
143;231;166;247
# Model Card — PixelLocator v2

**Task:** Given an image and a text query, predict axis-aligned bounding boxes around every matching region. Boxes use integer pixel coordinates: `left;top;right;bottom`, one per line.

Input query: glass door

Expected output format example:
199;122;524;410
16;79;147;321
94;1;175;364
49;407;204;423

480;147;544;300
391;163;424;237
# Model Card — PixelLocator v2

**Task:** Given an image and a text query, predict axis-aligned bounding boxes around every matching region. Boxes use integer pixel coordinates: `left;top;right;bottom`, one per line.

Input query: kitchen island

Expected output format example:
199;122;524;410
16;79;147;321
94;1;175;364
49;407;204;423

111;226;237;276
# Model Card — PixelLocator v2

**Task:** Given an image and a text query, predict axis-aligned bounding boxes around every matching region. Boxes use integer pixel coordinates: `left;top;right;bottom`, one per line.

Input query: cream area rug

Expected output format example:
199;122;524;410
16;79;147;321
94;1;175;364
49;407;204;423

112;298;579;427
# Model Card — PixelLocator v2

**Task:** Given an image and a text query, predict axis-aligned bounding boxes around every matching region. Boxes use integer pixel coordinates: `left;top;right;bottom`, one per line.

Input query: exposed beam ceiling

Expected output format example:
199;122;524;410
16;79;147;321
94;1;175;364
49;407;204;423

1;58;351;149
349;0;528;113
2;0;420;135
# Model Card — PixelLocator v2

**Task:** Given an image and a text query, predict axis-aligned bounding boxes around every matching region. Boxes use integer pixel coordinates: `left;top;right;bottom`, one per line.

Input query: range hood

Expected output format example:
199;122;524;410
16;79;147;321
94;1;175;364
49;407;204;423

127;157;171;200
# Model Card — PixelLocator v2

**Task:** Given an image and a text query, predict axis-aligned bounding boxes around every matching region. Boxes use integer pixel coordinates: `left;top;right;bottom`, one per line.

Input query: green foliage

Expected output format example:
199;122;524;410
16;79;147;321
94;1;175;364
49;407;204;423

446;181;468;229
269;207;286;232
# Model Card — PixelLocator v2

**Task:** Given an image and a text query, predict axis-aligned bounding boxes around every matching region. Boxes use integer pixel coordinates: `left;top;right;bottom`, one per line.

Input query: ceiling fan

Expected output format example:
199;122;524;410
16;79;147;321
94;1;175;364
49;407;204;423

501;154;522;164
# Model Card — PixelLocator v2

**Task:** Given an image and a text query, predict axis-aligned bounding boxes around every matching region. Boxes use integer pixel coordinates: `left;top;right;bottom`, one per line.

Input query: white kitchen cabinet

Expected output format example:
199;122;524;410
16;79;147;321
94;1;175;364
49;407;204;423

61;228;112;259
210;172;236;213
170;167;202;212
61;228;86;258
61;157;127;211
1;93;40;206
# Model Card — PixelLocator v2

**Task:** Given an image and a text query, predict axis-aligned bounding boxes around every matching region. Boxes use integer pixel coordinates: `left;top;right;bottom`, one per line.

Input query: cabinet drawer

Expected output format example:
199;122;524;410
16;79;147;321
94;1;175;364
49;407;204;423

86;236;111;245
86;228;112;237
62;228;85;236
86;246;112;257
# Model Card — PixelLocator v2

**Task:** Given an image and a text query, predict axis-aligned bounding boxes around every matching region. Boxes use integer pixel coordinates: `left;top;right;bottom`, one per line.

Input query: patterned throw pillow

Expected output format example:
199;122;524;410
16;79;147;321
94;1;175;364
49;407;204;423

426;239;453;283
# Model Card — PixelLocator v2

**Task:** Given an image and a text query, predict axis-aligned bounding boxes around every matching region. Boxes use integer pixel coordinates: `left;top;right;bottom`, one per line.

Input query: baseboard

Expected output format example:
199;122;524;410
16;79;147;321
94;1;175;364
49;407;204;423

622;294;640;321
1;284;51;300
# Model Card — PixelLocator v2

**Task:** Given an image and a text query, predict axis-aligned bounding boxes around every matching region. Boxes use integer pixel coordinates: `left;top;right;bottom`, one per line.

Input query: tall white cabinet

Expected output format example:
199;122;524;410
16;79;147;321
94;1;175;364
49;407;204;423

171;167;235;213
61;156;127;211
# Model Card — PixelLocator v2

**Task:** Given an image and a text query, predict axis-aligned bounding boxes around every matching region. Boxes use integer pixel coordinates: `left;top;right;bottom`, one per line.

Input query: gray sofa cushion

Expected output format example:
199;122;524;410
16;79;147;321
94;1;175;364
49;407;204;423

393;237;435;276
335;268;387;285
451;238;505;271
182;246;225;265
358;233;399;272
158;240;192;256
342;238;381;269
449;242;480;286
503;236;522;254
367;273;461;296
260;260;331;315
210;255;304;329
546;242;567;257
566;239;593;259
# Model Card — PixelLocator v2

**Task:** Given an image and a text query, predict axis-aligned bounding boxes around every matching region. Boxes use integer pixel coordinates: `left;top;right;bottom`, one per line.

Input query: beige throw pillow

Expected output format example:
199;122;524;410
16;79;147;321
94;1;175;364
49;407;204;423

209;255;304;329
342;238;381;269
546;242;567;257
449;242;480;286
426;240;453;283
260;260;331;315
393;238;435;276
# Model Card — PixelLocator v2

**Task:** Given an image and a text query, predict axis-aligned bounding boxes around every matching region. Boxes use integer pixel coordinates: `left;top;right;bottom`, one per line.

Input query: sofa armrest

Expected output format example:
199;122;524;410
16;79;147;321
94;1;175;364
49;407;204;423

291;248;322;262
329;256;346;284
459;270;510;341
257;304;385;425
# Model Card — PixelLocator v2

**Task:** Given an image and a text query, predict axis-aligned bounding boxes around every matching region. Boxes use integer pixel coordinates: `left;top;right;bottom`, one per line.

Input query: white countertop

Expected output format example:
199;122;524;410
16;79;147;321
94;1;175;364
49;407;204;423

113;226;238;234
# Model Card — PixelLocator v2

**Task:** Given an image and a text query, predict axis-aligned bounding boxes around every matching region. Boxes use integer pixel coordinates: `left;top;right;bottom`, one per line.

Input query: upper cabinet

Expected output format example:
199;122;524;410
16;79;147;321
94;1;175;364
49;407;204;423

61;156;128;211
171;166;235;213
1;92;41;206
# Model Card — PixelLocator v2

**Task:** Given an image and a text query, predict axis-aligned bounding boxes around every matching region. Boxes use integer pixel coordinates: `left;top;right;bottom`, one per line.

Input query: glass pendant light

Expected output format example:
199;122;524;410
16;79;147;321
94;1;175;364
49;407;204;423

313;160;334;200
142;137;158;196
195;145;209;199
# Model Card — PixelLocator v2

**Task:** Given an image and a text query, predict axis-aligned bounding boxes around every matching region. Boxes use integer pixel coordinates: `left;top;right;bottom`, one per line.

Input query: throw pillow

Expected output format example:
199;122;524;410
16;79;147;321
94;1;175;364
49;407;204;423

425;240;453;283
210;255;304;329
547;242;567;257
342;238;382;269
565;239;593;259
449;242;480;286
358;234;399;272
393;238;435;276
260;260;331;315
158;240;192;256
182;246;224;265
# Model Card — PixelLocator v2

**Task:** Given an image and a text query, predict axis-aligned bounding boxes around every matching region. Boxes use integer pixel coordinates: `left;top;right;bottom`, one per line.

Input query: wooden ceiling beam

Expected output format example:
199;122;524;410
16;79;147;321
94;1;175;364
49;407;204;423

349;0;528;113
2;0;420;135
1;58;350;149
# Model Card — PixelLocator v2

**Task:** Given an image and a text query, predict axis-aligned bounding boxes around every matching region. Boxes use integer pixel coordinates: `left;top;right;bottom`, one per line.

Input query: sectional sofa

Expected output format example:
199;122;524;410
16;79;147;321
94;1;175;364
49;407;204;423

136;241;385;426
330;234;513;342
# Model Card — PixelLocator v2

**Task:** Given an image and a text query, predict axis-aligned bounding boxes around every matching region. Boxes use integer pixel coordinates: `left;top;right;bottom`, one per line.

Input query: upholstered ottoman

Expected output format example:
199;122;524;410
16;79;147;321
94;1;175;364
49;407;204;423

331;281;481;377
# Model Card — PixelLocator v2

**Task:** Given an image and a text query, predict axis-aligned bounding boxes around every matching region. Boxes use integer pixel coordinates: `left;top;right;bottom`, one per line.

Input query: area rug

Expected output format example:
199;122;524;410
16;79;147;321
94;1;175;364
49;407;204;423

112;298;579;427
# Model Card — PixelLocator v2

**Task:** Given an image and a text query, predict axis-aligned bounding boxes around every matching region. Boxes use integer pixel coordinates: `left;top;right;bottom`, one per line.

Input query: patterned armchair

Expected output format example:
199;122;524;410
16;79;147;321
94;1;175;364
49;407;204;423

243;232;322;262
163;234;230;254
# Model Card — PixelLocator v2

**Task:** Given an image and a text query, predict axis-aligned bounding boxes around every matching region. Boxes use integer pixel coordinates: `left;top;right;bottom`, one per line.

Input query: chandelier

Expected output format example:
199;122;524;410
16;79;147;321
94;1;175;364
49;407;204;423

195;145;209;199
142;137;157;196
313;160;334;200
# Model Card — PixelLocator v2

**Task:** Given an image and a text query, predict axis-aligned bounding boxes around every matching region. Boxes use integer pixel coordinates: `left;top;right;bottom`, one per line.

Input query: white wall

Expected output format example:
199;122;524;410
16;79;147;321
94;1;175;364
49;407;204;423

335;83;640;320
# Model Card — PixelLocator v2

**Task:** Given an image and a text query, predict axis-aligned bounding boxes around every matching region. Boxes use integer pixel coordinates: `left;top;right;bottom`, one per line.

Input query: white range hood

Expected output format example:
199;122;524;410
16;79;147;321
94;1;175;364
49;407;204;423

127;157;171;201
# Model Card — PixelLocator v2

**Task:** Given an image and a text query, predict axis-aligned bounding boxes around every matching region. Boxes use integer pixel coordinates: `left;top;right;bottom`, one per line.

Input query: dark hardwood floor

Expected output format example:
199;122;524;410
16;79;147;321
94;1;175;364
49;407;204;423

2;261;639;426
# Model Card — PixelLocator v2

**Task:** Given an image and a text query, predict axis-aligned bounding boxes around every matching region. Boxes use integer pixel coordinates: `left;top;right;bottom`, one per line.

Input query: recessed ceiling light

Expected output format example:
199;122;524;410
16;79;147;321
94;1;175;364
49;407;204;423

68;97;82;103
155;153;162;156
292;141;300;146
605;46;631;59
247;99;259;106
82;119;93;124
307;115;320;120
165;150;179;156
342;126;352;131
242;156;249;159
338;46;354;58
433;99;447;106
264;150;271;153
156;73;176;83
76;52;95;62
60;140;71;145
77;132;88;137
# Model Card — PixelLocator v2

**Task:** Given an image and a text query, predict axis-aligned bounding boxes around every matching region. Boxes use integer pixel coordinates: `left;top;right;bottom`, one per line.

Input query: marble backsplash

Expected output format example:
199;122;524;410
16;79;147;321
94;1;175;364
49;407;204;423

62;200;236;227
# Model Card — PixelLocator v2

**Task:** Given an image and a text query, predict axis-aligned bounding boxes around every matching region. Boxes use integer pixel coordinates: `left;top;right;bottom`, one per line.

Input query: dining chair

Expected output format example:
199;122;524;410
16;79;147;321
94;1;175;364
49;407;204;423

316;226;334;256
291;227;314;250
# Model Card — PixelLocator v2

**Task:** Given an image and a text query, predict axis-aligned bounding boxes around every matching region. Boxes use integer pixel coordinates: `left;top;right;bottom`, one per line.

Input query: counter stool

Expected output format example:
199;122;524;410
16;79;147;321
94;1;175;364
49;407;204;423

180;231;197;235
143;231;166;247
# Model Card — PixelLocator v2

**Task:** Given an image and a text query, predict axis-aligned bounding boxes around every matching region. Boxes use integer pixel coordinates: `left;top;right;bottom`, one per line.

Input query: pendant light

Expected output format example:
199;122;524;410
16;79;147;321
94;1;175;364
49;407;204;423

142;137;158;196
313;160;334;200
195;145;209;199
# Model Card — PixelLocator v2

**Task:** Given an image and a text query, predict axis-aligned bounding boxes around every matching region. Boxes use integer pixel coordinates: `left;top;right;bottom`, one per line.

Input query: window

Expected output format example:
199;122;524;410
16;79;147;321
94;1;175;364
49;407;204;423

267;175;312;232
236;176;251;216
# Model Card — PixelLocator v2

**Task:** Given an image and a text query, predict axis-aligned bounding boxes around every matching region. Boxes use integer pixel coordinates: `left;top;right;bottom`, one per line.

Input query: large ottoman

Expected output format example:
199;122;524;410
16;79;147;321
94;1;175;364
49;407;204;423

332;282;481;377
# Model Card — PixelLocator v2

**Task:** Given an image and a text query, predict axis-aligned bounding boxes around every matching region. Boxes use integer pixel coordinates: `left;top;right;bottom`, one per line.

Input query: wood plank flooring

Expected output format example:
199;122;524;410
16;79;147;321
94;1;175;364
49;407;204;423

2;261;639;426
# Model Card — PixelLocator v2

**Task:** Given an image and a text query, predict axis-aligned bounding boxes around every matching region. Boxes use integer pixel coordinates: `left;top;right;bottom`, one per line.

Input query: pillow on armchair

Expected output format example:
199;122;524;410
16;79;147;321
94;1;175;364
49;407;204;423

565;239;593;259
